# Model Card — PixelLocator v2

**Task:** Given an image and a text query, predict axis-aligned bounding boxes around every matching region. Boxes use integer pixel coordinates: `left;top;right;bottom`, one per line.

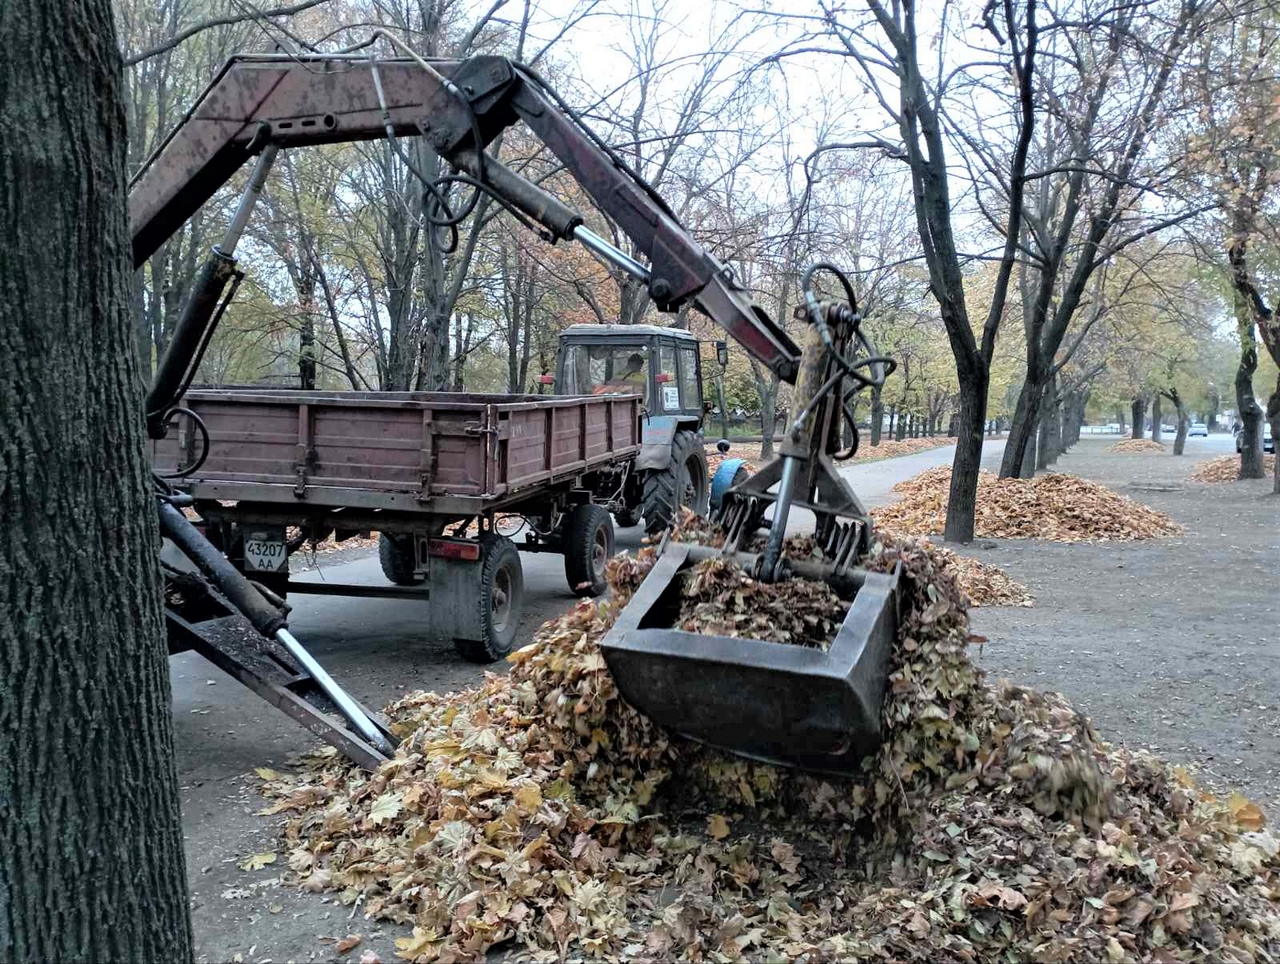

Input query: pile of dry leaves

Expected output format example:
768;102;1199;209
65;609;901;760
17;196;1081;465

932;547;1033;607
1191;454;1277;483
1109;439;1167;453
874;466;1184;542
257;519;1276;962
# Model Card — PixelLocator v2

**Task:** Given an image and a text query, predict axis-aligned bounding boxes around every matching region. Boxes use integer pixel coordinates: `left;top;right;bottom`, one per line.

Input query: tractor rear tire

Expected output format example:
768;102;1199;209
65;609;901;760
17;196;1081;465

378;533;422;585
641;430;709;535
563;504;613;597
454;534;523;664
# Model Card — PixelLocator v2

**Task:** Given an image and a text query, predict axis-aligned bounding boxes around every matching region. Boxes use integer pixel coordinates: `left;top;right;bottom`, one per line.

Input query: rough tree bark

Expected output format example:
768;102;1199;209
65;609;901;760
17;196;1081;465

1162;388;1188;455
0;2;193;960
1150;395;1163;444
1131;397;1146;440
869;386;884;445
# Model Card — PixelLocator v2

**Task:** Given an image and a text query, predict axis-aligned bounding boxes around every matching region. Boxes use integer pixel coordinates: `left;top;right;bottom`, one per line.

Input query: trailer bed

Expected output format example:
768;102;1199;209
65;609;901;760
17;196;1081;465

154;389;642;513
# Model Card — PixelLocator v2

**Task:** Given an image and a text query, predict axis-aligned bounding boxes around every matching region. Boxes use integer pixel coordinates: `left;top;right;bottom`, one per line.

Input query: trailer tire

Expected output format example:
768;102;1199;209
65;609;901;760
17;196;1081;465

455;534;523;664
563;504;613;597
378;533;422;585
641;429;709;534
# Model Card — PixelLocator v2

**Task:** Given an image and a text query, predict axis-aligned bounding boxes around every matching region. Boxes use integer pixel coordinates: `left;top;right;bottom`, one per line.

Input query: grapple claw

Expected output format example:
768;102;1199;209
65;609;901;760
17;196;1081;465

601;541;901;773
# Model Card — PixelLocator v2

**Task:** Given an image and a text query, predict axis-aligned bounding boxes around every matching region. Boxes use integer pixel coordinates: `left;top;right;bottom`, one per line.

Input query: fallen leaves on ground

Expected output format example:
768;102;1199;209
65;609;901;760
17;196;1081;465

238;851;277;871
874;466;1184;542
931;546;1033;607
1191;454;1277;483
1109;438;1167;453
258;514;1275;962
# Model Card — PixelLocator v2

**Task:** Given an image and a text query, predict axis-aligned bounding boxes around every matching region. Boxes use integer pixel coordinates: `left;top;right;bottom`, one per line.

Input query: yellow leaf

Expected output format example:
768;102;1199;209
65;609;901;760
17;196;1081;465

707;814;731;840
1229;792;1266;830
238;851;277;871
514;784;542;812
254;767;284;781
395;926;440;960
1106;937;1125;962
368;792;403;826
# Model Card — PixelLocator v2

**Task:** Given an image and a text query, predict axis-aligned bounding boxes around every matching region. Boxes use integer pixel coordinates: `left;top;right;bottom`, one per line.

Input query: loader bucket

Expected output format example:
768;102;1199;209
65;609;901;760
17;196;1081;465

600;542;901;773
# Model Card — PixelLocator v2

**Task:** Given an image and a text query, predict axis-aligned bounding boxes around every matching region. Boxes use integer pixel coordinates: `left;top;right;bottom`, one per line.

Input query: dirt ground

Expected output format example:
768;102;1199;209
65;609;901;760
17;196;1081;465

966;436;1280;814
176;434;1279;962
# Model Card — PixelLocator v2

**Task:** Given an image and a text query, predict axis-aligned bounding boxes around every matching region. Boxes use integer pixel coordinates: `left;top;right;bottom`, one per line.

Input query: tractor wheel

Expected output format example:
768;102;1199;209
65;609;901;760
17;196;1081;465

562;504;613;597
454;534;523;664
641;430;709;535
378;533;422;585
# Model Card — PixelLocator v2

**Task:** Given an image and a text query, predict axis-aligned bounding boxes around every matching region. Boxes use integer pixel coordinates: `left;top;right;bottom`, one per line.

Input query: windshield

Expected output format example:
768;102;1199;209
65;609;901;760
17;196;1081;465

561;344;648;402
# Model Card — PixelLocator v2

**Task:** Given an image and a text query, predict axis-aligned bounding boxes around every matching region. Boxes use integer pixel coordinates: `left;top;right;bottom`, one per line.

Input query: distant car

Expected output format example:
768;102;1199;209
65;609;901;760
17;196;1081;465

1189;422;1208;437
1235;422;1275;453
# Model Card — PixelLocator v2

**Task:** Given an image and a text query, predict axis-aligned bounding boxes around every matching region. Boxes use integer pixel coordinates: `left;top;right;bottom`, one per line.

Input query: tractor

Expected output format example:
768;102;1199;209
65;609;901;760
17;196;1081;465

545;323;750;534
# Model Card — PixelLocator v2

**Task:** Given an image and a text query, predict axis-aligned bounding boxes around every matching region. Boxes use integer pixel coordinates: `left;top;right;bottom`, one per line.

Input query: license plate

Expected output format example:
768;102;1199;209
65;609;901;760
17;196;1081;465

243;532;287;572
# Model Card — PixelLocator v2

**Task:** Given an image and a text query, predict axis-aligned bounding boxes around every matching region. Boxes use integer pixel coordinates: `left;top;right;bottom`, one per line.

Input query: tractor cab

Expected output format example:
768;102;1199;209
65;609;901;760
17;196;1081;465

552;324;705;421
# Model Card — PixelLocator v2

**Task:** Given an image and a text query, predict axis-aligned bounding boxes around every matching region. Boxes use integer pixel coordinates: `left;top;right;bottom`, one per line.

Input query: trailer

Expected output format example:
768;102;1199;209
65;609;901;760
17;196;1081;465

155;389;642;664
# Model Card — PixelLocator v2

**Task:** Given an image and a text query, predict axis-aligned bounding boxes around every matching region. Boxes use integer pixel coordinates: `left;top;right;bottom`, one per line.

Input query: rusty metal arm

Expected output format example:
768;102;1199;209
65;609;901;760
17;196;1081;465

129;52;800;383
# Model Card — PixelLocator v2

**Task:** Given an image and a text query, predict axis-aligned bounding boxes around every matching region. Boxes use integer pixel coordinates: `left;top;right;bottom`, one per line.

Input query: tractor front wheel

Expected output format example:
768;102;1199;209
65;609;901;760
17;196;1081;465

641;430;709;535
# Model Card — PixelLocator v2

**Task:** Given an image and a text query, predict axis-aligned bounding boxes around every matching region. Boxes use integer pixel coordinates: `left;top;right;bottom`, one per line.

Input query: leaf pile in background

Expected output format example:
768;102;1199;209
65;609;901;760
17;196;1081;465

258;514;1277;962
1108;438;1167;453
1191;454;1276;483
874;466;1184;542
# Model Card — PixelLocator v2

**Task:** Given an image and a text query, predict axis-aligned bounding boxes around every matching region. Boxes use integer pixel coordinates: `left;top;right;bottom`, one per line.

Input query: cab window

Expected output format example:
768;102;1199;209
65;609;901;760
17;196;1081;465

562;344;648;403
658;343;679;411
679;344;699;410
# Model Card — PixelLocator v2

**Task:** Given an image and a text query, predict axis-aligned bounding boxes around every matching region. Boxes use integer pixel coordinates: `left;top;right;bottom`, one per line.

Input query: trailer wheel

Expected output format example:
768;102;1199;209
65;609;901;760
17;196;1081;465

563;504;613;597
378;533;422;585
641;429;709;534
455;534;523;664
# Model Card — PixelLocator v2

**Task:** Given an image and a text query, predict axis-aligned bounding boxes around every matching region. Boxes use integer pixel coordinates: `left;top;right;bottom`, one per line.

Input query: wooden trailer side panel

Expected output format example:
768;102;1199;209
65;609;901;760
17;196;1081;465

152;391;641;508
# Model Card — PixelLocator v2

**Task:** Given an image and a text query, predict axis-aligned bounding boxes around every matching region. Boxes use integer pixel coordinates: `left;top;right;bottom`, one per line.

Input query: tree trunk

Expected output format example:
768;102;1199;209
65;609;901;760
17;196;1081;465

1269;380;1280;494
1021;423;1037;477
895;411;907;441
1035;400;1054;470
1000;378;1042;477
1131;397;1145;440
1236;338;1266;480
943;365;990;543
1;3;193;959
1150;395;1163;443
869;387;883;445
759;383;777;460
713;377;729;440
1047;393;1062;464
887;405;897;439
299;310;316;390
1172;398;1188;456
1116;406;1126;436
